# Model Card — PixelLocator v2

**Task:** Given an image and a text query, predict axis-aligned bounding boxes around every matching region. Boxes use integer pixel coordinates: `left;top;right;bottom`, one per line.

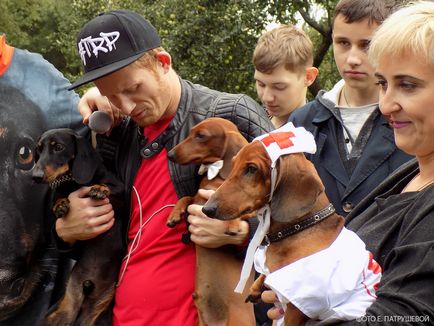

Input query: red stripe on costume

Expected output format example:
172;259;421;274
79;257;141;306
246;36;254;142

374;282;379;292
361;270;378;299
367;252;382;274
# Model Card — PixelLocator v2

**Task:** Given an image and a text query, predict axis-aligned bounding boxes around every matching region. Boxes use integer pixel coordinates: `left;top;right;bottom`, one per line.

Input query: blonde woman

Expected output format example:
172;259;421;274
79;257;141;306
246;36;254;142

263;1;434;323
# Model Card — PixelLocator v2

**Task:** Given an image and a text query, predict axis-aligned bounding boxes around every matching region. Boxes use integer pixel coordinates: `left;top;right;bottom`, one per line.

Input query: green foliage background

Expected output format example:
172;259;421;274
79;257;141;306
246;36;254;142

0;0;340;100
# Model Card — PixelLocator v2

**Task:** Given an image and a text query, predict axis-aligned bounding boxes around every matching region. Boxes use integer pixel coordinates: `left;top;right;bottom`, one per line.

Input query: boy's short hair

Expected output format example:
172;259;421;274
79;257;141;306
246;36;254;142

253;24;314;74
369;1;434;67
332;0;406;27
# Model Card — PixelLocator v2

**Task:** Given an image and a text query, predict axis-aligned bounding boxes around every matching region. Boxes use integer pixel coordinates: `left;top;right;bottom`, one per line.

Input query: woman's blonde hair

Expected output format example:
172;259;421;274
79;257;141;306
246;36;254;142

369;1;434;67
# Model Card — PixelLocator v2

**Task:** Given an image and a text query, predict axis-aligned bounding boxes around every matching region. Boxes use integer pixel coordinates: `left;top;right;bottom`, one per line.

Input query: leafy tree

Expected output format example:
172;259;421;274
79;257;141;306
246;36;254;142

145;1;270;97
1;0;340;99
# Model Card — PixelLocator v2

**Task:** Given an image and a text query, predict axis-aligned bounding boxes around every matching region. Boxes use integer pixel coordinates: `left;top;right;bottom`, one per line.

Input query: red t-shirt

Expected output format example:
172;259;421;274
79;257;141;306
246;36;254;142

113;116;197;326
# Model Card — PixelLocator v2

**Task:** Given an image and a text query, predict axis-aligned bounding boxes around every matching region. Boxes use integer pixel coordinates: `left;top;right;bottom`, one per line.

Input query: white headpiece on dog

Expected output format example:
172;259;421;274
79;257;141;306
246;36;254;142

254;122;316;167
235;123;316;293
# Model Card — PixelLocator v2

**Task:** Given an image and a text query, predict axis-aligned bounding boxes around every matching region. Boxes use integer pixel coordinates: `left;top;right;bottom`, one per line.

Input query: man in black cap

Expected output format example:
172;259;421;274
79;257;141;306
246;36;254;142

59;9;273;326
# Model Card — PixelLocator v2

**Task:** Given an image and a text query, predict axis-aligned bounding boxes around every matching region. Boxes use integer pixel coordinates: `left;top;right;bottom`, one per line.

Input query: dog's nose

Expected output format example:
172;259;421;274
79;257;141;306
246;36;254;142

202;203;217;218
31;166;45;183
32;176;44;183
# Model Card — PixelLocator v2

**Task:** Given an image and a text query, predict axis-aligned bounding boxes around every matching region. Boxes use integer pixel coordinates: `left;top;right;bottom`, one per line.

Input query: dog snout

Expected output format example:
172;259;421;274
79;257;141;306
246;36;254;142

202;202;217;218
31;165;45;183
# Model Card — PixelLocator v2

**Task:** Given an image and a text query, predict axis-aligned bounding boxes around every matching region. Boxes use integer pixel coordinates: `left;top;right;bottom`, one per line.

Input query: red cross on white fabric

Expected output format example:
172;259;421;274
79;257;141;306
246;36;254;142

260;131;295;149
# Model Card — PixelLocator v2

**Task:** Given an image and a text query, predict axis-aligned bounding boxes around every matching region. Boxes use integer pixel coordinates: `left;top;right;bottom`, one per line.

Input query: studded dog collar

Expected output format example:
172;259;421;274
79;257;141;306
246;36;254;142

262;203;336;245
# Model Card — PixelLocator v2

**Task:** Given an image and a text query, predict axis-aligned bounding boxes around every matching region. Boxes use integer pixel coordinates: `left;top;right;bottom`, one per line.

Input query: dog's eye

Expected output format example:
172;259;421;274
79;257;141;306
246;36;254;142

15;142;35;171
245;164;258;175
53;143;65;152
194;132;205;140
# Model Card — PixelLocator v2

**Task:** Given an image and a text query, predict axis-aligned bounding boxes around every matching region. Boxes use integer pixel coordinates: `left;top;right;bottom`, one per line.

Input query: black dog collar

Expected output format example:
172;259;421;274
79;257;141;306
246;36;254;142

262;203;336;245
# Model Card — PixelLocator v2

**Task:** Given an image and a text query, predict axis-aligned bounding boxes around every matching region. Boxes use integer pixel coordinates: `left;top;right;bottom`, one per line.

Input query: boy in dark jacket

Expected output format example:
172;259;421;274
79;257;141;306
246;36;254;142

288;0;412;216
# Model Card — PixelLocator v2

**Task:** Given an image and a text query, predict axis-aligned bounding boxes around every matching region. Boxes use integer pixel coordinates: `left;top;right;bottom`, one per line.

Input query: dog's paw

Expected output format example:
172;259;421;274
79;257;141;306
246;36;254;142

53;198;70;218
166;215;182;227
88;184;110;200
166;219;180;228
167;210;185;228
245;293;262;304
168;196;193;228
246;274;266;303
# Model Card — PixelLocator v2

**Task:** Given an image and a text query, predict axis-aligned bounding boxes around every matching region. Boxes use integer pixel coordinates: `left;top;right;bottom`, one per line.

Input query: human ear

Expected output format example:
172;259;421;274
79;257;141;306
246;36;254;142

304;67;319;86
156;51;172;71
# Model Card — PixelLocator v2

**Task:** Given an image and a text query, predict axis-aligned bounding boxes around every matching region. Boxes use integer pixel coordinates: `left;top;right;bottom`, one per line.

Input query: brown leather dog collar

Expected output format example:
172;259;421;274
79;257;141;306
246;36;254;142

262;203;336;245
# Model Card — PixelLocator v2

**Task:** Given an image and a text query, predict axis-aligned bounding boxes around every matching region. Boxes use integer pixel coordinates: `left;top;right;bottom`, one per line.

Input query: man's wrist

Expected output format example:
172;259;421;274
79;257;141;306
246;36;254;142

55;218;76;246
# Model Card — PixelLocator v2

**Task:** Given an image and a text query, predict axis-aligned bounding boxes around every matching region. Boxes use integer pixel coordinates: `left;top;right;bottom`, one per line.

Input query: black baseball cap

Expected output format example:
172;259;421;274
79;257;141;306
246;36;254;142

69;10;161;90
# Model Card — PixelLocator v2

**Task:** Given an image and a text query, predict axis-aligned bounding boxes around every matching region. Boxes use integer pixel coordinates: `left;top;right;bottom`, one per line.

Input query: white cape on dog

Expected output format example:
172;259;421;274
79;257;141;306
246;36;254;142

255;227;381;325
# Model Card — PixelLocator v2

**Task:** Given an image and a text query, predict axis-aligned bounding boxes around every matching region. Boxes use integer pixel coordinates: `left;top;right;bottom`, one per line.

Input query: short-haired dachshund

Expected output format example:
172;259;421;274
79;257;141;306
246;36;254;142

32;128;124;326
167;117;256;326
203;138;382;325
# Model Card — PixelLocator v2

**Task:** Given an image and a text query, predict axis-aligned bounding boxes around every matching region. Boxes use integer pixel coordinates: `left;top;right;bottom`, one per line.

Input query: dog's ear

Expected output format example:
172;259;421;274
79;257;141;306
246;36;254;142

271;154;324;222
71;134;99;185
219;131;247;179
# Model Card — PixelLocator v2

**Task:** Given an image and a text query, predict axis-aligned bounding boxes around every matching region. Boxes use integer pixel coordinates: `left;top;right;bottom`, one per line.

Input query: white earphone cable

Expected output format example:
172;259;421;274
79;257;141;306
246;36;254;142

116;185;175;286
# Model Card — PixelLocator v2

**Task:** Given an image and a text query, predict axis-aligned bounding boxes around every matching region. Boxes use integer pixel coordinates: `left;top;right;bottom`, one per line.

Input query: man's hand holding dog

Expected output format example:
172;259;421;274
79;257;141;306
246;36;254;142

187;189;249;248
55;186;115;245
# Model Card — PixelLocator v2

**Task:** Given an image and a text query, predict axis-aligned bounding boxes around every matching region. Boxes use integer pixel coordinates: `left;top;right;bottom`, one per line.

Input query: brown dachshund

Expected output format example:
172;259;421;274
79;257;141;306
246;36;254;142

167;117;255;326
203;138;356;325
32;128;124;326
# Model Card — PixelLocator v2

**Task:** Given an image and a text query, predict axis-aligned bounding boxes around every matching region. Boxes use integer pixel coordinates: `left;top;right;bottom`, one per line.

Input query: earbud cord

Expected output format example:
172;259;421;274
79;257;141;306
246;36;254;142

116;185;175;286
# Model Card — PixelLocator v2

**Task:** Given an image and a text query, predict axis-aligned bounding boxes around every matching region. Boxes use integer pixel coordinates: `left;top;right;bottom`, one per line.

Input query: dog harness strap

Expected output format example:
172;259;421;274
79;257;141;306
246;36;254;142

234;204;271;294
262;203;336;245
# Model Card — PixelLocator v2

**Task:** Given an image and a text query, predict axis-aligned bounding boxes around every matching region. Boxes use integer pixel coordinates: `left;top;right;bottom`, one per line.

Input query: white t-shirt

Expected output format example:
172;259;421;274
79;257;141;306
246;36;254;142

254;227;381;325
323;80;378;154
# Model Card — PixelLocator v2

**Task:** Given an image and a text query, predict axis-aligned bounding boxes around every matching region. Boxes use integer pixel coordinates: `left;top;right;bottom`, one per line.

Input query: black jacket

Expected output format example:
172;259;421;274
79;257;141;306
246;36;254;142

289;92;413;217
97;78;274;241
334;158;434;324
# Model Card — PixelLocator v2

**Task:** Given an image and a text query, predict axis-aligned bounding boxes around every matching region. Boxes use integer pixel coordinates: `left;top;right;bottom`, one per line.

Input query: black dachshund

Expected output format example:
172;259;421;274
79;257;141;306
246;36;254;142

0;85;48;321
32;128;124;326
